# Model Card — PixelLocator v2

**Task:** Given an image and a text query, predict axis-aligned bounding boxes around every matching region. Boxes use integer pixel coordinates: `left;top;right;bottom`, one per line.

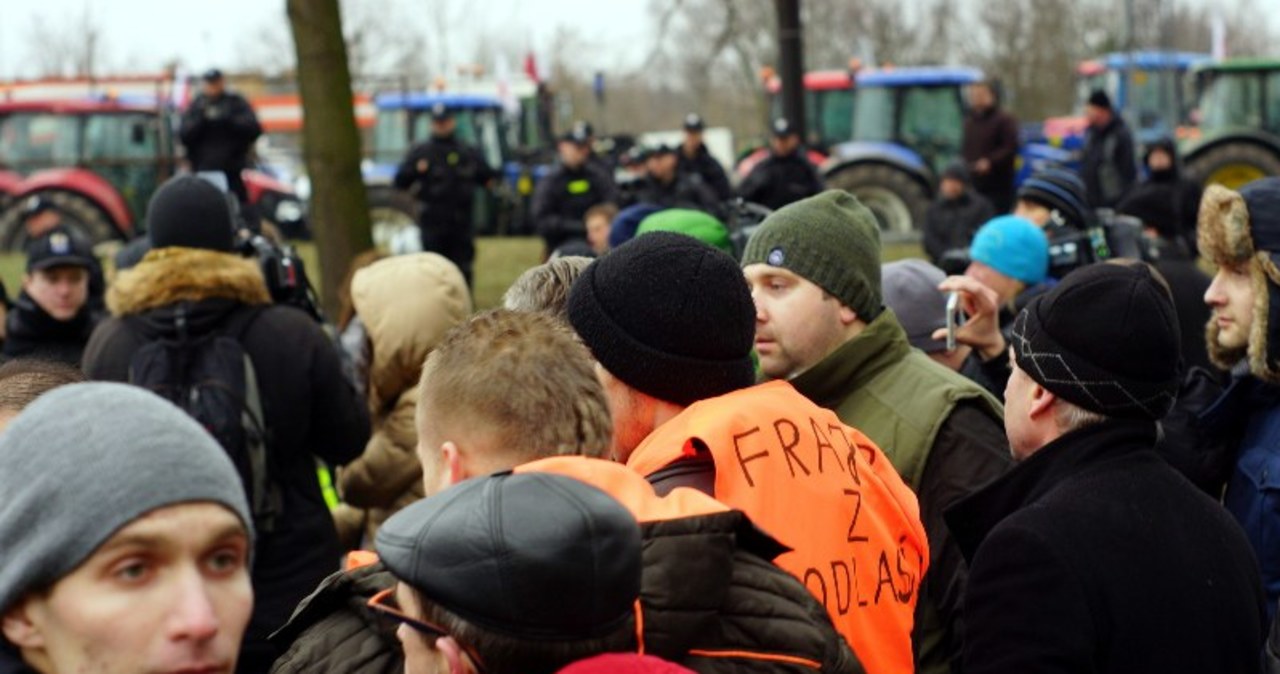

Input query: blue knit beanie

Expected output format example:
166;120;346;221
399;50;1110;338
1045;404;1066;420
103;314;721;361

969;215;1049;285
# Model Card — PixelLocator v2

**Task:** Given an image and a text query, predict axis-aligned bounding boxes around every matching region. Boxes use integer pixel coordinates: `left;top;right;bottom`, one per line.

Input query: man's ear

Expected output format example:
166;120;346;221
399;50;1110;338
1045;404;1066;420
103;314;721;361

437;635;477;674
1028;381;1057;419
2;601;44;650
442;441;468;487
838;304;858;326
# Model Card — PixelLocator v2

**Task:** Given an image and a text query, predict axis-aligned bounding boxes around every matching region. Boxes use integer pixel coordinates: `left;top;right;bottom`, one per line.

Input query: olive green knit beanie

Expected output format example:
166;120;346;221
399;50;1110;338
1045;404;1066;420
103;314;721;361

742;190;883;320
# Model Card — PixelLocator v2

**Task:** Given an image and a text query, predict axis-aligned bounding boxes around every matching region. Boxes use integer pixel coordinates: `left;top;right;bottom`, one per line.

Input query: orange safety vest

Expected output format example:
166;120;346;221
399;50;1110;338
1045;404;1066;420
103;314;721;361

627;381;928;674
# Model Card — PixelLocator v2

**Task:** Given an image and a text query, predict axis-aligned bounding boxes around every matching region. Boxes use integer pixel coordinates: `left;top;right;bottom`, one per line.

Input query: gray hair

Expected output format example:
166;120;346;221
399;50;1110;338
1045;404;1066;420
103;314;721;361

1053;399;1109;434
502;256;594;321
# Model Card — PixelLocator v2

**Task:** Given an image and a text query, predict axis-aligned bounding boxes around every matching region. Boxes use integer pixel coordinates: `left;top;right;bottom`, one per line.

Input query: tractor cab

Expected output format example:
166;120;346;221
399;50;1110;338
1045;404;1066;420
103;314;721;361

1075;51;1209;145
764;70;856;153
0;99;174;247
822;66;980;235
1181;59;1280;188
849;67;974;175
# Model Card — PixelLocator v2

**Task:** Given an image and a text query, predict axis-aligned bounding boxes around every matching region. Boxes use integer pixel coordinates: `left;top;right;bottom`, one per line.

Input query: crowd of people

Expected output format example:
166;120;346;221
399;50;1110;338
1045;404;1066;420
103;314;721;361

2;72;1280;674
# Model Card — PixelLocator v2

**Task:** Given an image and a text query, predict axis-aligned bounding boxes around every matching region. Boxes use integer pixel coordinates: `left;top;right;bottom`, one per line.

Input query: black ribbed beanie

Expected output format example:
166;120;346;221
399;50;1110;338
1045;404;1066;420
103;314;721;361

147;175;236;252
567;231;756;406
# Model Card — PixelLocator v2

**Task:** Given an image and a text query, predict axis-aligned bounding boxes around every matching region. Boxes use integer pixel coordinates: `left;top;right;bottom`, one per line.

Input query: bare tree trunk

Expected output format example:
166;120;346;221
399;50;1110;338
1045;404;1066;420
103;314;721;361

286;0;371;317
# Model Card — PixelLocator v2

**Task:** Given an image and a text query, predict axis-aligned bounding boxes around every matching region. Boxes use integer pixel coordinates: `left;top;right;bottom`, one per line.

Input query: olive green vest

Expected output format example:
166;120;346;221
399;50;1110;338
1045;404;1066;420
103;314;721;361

789;309;1004;493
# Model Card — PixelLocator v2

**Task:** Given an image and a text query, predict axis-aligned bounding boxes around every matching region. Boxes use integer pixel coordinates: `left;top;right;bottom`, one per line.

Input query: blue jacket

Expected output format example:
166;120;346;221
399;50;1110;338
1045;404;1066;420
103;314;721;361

1216;374;1280;619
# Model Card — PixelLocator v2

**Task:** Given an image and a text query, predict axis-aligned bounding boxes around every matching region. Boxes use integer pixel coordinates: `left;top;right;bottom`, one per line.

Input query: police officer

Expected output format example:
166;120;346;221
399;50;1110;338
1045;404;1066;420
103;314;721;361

19;196;105;315
179;69;262;206
677;114;731;200
630;144;721;215
738;118;824;211
393;103;495;287
531;126;617;255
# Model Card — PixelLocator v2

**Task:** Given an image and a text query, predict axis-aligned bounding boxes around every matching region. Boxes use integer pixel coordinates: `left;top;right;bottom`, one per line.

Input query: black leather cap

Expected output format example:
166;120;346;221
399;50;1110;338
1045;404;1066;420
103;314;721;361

376;472;642;640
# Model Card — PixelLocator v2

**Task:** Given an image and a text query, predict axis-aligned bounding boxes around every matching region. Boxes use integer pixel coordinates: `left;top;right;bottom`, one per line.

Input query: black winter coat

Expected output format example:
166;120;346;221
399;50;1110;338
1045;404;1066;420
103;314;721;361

922;190;995;264
1081;116;1138;208
738;150;823;211
2;291;98;366
180;92;263;174
531;162;618;251
82;248;370;674
947;419;1265;674
677;144;732;200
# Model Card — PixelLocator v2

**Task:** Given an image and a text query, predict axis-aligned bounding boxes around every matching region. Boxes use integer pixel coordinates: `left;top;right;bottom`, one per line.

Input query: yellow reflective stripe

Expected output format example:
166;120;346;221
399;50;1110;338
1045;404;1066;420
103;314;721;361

316;461;339;510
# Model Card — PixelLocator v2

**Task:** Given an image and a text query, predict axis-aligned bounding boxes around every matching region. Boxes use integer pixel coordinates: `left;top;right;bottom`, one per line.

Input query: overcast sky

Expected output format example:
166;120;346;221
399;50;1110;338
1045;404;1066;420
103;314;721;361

1;0;1274;82
0;0;654;80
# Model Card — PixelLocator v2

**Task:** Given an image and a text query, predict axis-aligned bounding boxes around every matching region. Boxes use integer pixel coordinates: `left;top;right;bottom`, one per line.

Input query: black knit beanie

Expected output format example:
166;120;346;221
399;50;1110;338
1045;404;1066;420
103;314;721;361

147;176;236;252
567;231;756;406
1011;262;1181;420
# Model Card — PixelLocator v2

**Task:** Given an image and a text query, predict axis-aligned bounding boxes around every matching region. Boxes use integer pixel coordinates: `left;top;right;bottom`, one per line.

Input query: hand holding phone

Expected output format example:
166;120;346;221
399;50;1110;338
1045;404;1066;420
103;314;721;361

945;291;963;352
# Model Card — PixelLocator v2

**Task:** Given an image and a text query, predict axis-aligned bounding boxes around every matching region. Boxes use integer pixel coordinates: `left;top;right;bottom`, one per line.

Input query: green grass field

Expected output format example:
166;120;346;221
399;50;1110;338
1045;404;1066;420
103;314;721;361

0;237;926;311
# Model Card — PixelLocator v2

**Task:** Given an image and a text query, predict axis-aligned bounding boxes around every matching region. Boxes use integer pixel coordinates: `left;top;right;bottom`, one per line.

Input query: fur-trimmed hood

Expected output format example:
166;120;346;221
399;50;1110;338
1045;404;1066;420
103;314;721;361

107;246;272;317
1199;182;1280;382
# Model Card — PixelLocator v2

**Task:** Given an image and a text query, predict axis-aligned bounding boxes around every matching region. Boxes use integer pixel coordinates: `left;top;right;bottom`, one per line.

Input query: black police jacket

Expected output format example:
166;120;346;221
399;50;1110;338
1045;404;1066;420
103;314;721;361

738;150;824;211
677;144;732;200
393;135;494;219
179;92;262;173
628;174;722;216
531;162;617;251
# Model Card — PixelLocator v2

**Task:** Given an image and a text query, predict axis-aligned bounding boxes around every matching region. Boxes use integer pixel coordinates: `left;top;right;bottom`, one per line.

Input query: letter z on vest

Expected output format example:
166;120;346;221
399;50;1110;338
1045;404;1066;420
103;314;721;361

627;380;929;674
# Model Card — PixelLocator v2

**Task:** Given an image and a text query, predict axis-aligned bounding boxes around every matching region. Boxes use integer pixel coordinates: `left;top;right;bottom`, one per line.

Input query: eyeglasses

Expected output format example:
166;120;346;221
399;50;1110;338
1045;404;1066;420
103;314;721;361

367;587;488;674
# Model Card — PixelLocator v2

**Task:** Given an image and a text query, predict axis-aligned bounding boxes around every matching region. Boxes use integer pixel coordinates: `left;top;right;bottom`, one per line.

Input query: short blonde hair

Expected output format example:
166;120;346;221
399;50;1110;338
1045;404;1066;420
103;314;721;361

418;309;612;463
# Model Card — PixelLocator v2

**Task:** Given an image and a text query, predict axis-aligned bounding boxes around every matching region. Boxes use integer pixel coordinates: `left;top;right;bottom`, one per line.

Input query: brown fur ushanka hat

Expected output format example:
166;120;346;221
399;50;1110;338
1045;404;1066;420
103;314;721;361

1199;178;1280;382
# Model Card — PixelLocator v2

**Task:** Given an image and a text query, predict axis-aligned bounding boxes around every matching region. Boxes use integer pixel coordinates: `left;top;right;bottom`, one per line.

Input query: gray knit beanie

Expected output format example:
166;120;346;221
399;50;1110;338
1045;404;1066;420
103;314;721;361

0;382;253;614
742;190;884;320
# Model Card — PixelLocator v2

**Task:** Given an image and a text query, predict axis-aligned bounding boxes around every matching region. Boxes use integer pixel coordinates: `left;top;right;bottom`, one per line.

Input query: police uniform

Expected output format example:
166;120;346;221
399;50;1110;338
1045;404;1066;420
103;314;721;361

629;146;722;216
676;114;732;200
738;118;825;211
531;129;618;253
393;103;495;287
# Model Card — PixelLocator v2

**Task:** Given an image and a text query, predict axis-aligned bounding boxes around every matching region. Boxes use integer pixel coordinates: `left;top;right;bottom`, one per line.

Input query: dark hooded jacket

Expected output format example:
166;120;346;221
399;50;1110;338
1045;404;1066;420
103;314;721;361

2;291;98;366
1142;137;1203;256
81;247;371;673
268;510;860;674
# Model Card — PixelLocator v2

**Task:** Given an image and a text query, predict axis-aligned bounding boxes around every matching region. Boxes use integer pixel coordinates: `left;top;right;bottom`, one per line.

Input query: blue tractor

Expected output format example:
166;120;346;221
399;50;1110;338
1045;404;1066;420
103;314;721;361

362;92;547;250
822;67;982;236
1019;51;1211;184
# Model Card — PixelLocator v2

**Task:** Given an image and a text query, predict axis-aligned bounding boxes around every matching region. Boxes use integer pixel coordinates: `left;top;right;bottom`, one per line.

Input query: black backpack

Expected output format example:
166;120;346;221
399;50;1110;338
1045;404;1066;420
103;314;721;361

127;304;282;533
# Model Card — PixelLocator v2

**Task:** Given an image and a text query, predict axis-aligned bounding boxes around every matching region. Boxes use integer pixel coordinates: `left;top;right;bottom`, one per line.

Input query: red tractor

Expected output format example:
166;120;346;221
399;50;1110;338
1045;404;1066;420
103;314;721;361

0;99;304;250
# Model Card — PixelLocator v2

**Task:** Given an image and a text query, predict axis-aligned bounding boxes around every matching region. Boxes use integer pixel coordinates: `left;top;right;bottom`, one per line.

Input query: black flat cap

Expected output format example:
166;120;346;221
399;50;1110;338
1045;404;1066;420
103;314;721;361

376;472;642;640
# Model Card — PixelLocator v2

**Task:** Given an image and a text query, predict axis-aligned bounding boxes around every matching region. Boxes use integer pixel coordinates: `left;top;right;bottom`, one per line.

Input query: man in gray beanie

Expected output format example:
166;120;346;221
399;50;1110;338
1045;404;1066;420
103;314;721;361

0;382;255;674
741;189;1009;674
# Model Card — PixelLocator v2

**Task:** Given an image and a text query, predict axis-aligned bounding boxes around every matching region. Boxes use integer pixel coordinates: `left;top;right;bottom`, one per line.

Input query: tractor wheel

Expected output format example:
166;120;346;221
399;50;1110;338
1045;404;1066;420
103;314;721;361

367;185;421;254
0;189;120;252
1187;143;1280;190
825;164;928;237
